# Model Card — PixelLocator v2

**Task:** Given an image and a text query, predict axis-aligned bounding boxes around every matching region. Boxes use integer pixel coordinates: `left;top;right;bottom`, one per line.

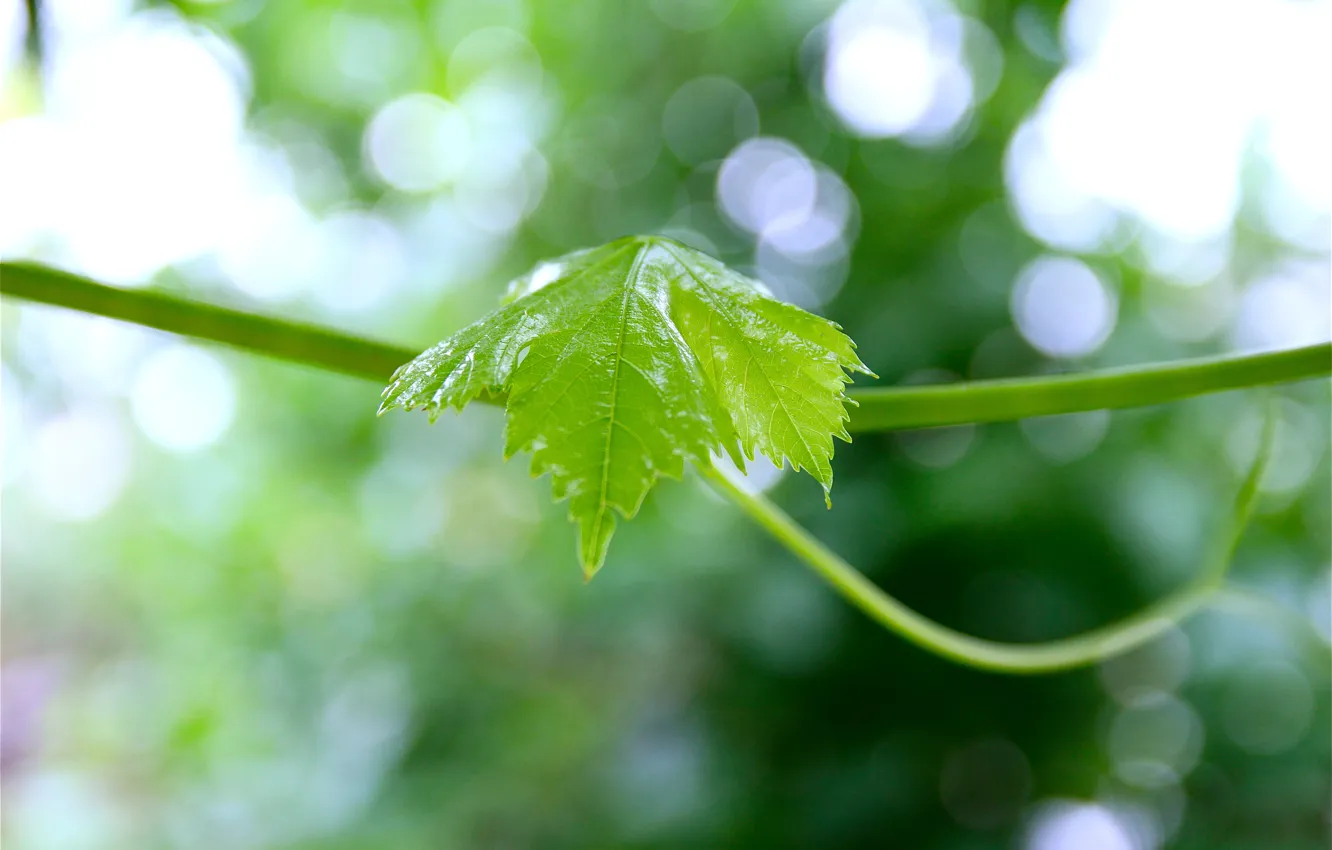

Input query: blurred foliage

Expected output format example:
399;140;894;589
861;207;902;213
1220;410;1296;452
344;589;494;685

1;0;1328;848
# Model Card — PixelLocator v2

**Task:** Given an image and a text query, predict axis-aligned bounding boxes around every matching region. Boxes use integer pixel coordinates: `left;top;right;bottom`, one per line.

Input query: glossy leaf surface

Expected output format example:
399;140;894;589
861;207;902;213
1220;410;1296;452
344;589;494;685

380;236;871;576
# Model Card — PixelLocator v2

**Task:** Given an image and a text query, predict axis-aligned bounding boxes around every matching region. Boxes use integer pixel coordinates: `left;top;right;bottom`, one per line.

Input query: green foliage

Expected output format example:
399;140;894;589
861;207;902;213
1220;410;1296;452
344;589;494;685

380;236;872;576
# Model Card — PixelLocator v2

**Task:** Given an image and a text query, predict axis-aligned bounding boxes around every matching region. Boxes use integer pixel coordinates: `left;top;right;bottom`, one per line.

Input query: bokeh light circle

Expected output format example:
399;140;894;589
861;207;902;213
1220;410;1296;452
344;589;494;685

364;93;472;192
1010;256;1117;359
131;344;236;453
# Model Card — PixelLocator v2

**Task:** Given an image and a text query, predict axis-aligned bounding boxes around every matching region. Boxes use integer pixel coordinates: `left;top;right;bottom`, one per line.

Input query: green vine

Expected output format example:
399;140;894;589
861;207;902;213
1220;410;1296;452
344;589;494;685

2;251;1328;674
700;405;1271;674
4;261;1327;428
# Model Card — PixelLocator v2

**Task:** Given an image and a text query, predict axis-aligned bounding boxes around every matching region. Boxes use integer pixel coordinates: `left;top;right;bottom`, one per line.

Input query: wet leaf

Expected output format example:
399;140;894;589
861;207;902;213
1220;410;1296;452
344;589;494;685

380;236;871;577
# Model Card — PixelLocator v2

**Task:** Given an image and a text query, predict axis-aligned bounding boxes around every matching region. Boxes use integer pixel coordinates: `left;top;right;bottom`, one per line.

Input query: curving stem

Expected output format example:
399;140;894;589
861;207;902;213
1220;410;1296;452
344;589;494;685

699;405;1276;674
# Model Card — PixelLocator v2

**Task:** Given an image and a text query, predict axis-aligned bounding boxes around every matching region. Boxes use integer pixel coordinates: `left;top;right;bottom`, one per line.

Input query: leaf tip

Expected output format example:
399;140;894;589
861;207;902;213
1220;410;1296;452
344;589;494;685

577;511;616;581
376;391;403;417
852;362;877;381
580;544;608;581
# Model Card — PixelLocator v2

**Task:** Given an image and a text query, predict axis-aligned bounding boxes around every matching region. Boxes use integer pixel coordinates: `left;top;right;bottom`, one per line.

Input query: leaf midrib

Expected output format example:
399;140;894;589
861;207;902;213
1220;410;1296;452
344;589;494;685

588;240;650;565
505;242;641;436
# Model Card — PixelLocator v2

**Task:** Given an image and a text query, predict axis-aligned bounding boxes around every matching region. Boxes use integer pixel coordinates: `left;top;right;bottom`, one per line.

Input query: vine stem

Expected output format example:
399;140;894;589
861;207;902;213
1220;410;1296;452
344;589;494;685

3;262;1329;432
699;406;1275;674
3;265;1322;671
845;344;1331;431
0;262;415;381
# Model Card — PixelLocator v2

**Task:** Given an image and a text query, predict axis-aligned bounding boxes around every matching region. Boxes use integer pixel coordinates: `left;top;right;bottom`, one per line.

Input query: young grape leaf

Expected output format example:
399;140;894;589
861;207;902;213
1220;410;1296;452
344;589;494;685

379;236;872;578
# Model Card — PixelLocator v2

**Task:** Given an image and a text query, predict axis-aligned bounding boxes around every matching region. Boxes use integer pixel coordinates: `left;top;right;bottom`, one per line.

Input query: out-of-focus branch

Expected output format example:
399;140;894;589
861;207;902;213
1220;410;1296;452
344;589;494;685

22;0;42;68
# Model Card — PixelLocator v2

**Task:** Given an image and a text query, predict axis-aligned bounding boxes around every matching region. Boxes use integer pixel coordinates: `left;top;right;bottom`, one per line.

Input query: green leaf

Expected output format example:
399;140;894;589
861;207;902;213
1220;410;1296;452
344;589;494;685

380;236;872;577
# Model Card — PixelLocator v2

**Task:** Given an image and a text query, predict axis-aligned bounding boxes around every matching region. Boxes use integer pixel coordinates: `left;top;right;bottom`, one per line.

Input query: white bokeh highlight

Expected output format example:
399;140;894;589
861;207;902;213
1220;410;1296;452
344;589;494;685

1007;0;1331;264
310;211;408;314
2;10;252;284
1011;257;1117;359
823;0;981;144
363;93;472;192
130;345;236;453
2;366;28;487
718;138;817;236
717;138;859;307
1232;262;1332;352
31;407;132;521
1025;802;1145;850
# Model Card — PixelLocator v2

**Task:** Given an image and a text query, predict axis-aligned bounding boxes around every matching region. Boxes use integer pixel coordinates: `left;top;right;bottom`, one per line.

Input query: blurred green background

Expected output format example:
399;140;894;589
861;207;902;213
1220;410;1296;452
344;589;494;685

1;0;1329;847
